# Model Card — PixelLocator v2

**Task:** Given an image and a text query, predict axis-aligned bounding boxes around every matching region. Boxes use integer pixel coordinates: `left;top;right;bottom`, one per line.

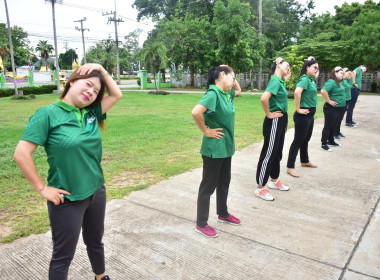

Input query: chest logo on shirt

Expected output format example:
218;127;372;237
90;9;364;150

87;116;96;124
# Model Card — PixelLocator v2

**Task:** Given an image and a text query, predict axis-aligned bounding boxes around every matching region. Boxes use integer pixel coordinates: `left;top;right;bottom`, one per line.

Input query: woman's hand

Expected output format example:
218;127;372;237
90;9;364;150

328;100;338;107
41;186;70;206
205;128;224;139
267;111;283;119
77;63;107;76
297;108;310;115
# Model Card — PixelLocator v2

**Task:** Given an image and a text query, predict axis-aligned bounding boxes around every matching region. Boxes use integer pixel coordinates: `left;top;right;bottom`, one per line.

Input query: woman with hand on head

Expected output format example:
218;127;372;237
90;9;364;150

286;56;319;178
192;65;241;238
13;63;122;280
255;57;291;201
320;66;346;152
334;68;352;140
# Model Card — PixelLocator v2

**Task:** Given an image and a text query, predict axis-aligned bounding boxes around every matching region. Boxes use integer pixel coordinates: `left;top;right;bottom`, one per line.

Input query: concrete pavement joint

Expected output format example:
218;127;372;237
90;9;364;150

346;268;380;280
130;200;343;271
339;192;380;280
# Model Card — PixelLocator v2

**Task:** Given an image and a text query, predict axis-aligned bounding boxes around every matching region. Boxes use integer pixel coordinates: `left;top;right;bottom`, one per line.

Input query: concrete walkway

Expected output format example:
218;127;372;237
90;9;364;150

1;95;379;280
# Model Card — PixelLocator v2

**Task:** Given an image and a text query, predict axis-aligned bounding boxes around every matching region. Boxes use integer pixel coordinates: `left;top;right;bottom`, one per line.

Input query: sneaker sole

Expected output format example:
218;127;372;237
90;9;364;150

255;195;275;201
217;219;241;226
194;227;218;238
321;147;332;152
267;185;290;191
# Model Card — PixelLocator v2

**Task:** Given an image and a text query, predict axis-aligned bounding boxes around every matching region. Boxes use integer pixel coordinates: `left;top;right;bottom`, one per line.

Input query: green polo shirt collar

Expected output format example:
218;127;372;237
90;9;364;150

54;99;89;128
271;75;285;84
209;85;229;102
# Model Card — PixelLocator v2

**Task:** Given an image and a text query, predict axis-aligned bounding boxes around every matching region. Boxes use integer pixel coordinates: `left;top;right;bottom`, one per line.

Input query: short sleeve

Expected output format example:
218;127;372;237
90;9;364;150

199;89;217;112
266;78;280;96
90;104;107;121
21;107;50;146
296;76;308;90
322;80;335;93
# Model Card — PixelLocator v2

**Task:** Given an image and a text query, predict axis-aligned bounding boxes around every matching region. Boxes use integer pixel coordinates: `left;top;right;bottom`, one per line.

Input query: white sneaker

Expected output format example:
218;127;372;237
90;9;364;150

267;180;290;191
255;188;274;201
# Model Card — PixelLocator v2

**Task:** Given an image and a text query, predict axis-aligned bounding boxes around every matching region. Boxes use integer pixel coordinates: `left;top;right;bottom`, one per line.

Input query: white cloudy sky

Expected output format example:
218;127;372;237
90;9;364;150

0;0;374;62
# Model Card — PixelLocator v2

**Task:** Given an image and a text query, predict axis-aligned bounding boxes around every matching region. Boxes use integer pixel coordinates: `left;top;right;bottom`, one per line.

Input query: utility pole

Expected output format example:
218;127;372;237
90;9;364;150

103;0;123;85
63;41;68;52
258;0;263;90
46;0;61;93
74;18;89;64
3;0;18;95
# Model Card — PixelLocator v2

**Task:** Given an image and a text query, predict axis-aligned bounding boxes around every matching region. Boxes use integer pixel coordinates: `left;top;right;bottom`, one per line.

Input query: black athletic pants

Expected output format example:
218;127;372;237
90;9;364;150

321;103;340;145
346;88;360;124
287;108;315;169
256;113;288;187
197;155;231;227
335;102;348;136
47;186;106;280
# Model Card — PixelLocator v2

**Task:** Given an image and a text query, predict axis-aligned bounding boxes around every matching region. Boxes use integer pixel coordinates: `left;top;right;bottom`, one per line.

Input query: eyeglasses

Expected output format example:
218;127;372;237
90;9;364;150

312;65;319;71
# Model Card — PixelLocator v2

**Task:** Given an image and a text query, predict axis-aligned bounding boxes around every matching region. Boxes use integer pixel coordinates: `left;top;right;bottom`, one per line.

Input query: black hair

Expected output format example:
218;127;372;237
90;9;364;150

267;59;288;84
300;59;318;78
206;65;233;89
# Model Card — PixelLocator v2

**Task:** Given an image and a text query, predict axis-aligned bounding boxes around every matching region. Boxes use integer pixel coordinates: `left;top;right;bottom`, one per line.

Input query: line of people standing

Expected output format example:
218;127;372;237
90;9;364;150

192;58;366;238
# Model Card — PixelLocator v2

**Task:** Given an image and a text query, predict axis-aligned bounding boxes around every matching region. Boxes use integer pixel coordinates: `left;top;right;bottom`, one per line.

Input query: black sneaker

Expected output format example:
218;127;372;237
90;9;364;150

352;121;359;126
321;144;332;152
345;123;355;128
95;276;110;280
327;141;341;147
338;132;346;138
334;135;341;140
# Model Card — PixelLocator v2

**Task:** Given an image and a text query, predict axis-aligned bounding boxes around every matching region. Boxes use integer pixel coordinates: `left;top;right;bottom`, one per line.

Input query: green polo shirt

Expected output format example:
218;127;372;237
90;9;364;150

21;100;107;201
322;79;346;107
342;79;352;101
351;67;363;90
198;85;235;158
296;74;318;108
266;75;288;113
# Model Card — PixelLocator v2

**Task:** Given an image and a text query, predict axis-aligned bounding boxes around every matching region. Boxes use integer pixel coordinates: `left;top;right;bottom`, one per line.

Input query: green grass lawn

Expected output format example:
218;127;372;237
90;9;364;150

0;91;324;243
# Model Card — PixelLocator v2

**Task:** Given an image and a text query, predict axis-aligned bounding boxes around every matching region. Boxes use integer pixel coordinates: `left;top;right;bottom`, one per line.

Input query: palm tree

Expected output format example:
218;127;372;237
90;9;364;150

0;42;9;74
35;40;54;71
140;41;168;91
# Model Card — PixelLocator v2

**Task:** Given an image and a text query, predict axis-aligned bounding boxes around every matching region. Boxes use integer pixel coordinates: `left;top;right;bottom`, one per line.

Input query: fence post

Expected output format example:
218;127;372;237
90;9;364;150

28;70;33;87
140;69;147;89
0;73;5;89
53;70;58;86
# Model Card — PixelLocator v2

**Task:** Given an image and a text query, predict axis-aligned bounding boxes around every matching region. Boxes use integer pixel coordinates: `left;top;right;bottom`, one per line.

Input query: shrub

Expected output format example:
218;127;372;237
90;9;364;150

0;85;56;98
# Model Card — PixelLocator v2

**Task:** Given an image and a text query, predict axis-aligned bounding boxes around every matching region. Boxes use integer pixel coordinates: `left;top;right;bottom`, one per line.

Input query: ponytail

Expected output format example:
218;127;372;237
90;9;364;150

206;65;233;89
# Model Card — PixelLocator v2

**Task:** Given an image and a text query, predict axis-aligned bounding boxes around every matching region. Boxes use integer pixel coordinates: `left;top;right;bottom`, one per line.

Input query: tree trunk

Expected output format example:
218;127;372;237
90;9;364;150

153;70;159;91
190;64;194;87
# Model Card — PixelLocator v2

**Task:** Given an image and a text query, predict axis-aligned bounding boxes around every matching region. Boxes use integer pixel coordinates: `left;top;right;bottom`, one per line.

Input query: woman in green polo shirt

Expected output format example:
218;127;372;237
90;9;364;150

334;68;352;140
192;65;241;237
14;63;122;280
320;66;345;151
255;57;291;201
286;57;319;178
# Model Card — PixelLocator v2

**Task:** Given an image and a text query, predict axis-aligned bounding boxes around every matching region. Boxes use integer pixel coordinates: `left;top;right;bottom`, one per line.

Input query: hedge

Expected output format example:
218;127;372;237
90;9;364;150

0;85;57;98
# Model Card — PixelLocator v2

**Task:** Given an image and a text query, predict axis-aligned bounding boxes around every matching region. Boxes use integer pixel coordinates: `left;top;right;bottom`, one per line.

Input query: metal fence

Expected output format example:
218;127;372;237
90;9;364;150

172;71;379;92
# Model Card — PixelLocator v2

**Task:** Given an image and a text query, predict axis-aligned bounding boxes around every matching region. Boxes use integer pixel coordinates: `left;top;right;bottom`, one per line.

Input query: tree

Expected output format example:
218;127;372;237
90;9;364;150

35;40;54;71
156;8;217;86
0;42;9;73
343;10;380;92
86;39;117;74
132;0;215;21
0;24;33;70
58;49;78;70
214;0;263;73
140;40;168;91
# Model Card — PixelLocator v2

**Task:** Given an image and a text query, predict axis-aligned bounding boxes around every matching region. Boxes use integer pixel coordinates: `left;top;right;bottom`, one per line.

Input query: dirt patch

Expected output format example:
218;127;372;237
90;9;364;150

107;170;157;189
0;212;15;242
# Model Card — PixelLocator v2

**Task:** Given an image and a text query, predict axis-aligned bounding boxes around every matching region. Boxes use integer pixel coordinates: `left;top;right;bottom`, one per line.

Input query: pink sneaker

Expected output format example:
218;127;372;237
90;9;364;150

217;214;241;225
195;225;218;237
